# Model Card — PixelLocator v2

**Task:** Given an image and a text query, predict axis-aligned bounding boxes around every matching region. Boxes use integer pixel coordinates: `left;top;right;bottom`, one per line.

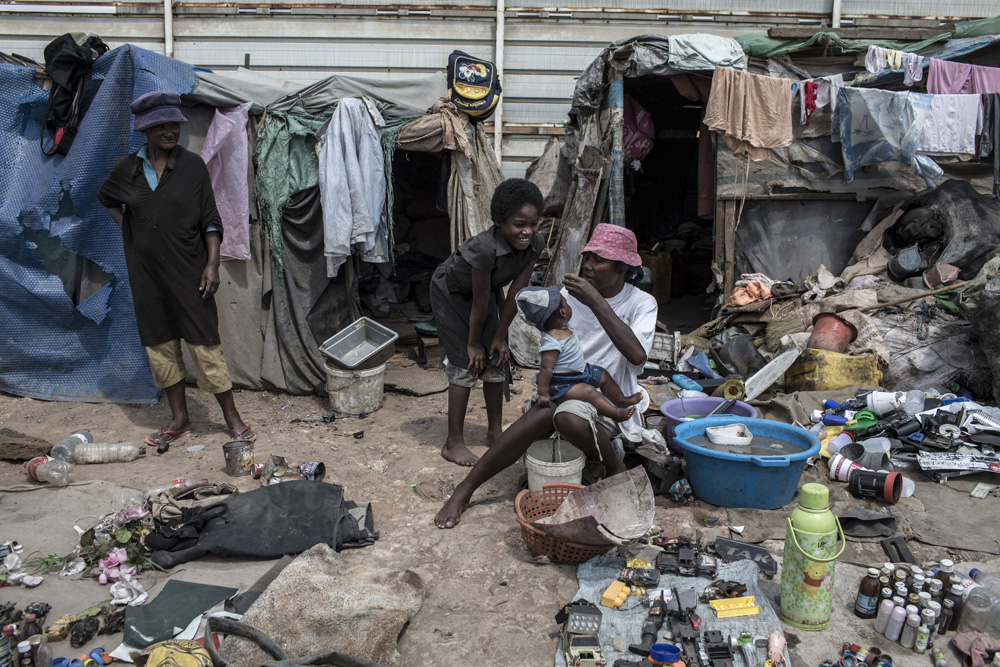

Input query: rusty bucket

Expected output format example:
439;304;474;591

807;312;858;354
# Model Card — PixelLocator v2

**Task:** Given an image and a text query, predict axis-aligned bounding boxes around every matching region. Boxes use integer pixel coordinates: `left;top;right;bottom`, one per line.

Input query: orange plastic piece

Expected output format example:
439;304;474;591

601;580;630;608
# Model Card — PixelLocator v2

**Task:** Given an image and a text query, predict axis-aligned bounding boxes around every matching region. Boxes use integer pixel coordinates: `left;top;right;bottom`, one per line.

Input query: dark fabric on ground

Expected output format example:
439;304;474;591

98;145;223;346
149;481;378;568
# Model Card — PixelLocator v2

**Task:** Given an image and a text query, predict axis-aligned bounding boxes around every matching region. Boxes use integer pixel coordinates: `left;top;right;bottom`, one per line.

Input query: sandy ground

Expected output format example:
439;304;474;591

1;365;998;667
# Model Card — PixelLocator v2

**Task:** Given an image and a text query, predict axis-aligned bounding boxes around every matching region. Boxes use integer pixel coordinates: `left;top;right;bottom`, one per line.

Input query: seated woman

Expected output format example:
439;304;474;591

435;223;658;528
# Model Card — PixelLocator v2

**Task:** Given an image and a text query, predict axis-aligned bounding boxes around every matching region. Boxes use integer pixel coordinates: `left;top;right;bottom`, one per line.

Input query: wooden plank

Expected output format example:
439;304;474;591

767;26;951;39
723;199;736;303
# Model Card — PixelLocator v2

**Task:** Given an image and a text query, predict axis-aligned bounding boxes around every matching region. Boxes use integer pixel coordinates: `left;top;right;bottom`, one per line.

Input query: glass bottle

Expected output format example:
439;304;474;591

947;584;966;631
16;617;40;643
879;587;894;605
912;574;926;593
2;627;16;661
933;559;955;589
928;579;944;604
856;568;881;618
14;643;31;667
908;592;921;608
915;624;930;654
919;591;933;609
922;607;937;637
938;598;955;635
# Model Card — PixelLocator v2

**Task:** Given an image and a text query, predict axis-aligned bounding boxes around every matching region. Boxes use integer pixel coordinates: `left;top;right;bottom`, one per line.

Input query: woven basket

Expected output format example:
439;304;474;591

514;482;615;564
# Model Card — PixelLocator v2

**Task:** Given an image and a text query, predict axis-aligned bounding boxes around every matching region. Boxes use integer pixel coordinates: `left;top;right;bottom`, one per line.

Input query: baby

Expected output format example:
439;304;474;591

516;286;642;422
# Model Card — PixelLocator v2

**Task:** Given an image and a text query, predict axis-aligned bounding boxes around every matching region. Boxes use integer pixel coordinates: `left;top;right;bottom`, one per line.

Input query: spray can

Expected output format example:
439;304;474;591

779;483;845;630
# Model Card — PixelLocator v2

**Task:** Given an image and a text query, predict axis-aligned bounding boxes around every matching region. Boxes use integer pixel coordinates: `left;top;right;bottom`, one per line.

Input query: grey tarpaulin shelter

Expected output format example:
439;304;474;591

182;67;502;395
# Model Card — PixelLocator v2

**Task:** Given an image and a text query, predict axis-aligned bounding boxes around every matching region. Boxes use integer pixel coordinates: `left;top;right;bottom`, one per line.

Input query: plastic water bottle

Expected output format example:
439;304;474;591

33;460;75;487
970;569;1000;597
142;478;208;498
49;430;92;462
902;390;925;415
71;442;146;464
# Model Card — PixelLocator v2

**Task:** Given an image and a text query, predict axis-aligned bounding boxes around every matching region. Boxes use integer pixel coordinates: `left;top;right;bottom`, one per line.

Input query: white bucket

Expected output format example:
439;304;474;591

325;360;385;415
524;438;586;492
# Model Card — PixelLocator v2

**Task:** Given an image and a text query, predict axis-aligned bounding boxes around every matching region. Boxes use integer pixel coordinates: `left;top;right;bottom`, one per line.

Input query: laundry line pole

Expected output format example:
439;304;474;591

493;0;505;165
608;73;625;226
163;0;174;58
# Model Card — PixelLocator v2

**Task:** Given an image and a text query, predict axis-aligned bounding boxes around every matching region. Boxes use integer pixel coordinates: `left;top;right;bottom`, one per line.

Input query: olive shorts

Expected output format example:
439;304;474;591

444;360;506;388
145;339;233;394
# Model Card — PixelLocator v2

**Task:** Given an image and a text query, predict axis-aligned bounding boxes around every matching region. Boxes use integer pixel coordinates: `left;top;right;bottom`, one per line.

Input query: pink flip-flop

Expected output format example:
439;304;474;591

229;424;256;442
144;428;191;447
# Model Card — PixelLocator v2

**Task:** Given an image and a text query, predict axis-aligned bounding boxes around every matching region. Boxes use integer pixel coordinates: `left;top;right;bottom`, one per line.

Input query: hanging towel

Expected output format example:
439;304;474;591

865;45;887;75
704;66;793;161
902;52;925;86
201;102;252;261
885;49;903;72
799;74;844;125
832;87;941;189
319;97;388;278
918;94;982;157
928;58;1000;94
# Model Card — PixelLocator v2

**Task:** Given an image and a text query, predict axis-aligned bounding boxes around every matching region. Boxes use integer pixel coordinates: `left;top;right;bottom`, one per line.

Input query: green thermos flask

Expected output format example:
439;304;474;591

779;483;845;630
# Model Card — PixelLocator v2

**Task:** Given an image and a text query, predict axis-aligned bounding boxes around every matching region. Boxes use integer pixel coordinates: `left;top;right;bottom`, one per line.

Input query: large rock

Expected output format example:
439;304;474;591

219;543;425;667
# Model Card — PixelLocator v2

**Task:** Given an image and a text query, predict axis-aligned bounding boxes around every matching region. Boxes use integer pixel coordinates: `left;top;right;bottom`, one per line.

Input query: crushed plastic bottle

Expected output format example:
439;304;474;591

969;569;1000;597
48;430;92;462
71;442;146;464
32;460;75;487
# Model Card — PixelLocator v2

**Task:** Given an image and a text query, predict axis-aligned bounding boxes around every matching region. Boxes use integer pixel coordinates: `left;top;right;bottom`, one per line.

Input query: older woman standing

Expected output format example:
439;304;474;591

98;91;253;451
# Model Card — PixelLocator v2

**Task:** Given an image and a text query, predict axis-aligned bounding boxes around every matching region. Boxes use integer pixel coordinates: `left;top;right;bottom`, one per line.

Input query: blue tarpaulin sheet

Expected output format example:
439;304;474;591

0;45;198;403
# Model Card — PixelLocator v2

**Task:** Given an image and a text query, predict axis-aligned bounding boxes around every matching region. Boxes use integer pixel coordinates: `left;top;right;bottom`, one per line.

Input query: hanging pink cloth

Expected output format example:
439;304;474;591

803;81;819;126
927;58;1000;95
201;102;252;261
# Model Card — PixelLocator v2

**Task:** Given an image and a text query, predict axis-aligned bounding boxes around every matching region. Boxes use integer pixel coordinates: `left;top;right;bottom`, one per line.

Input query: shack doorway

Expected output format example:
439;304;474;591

623;74;715;333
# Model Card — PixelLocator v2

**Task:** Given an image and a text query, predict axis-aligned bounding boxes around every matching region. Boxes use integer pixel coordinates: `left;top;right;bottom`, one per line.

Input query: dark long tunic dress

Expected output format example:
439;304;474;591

430;225;544;370
98;145;224;347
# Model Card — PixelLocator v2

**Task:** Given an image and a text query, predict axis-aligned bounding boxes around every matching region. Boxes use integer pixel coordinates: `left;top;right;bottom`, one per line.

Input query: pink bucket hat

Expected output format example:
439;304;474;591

581;223;642;267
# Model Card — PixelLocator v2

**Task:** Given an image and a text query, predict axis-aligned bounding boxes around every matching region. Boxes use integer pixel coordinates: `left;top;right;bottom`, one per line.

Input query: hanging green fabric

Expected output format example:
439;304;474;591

380;114;424;262
254;106;334;274
734;30;952;58
954;15;1000;38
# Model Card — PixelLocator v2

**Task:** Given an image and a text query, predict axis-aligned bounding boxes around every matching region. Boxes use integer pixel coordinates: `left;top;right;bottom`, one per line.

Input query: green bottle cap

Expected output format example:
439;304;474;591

799;483;830;510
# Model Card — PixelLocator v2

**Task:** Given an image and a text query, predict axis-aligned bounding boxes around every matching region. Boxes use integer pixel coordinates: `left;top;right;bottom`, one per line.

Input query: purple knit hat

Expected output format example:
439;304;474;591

131;91;188;132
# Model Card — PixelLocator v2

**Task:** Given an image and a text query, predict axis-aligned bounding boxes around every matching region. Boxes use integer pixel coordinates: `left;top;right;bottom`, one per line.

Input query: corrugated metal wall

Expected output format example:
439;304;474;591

1;1;995;176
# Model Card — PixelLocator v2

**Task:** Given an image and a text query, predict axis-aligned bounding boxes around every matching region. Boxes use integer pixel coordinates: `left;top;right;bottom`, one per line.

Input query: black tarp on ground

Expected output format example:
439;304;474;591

148;481;377;568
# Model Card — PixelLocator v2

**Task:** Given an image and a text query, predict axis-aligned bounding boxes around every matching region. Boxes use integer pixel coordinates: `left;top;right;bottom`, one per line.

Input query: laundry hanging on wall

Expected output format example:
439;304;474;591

318;97;388;278
704;66;793;161
832;87;942;189
927;58;1000;95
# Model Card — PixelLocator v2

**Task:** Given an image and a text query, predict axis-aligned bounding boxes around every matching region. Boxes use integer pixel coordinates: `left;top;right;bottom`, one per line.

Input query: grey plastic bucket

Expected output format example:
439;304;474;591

325;360;386;415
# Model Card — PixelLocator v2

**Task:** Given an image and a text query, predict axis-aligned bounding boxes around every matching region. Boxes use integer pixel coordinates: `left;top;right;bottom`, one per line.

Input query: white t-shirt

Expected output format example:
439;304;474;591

561;283;658;442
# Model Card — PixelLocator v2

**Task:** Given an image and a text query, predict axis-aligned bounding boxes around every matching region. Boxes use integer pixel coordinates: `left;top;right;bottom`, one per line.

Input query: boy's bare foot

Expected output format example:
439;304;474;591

612;406;636;423
614;392;643;407
441;438;479;467
435;488;471;528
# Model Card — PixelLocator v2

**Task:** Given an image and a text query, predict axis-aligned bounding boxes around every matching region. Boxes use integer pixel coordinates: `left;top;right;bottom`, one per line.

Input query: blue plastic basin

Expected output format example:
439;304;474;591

673;415;821;509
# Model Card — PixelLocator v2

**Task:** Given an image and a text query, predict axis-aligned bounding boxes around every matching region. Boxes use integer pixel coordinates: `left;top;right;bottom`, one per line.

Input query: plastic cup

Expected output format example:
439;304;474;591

829;453;867;482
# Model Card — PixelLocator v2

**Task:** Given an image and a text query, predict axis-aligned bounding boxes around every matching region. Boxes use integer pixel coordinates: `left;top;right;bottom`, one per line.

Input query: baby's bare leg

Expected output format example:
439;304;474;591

596;370;643;408
561;383;635;423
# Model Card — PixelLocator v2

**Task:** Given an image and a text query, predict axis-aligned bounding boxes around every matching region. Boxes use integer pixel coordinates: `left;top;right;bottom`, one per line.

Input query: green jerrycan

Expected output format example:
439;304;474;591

779;483;845;630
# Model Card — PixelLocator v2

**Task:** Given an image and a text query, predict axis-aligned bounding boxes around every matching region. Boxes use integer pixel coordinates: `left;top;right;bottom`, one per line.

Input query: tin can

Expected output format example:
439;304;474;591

251;463;264;479
299;461;326;481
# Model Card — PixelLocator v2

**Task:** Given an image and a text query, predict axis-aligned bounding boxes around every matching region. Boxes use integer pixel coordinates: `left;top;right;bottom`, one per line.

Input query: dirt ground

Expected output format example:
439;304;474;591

1;362;998;667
